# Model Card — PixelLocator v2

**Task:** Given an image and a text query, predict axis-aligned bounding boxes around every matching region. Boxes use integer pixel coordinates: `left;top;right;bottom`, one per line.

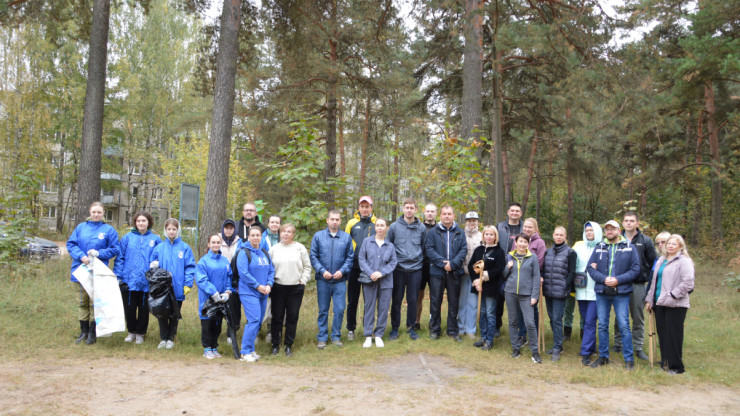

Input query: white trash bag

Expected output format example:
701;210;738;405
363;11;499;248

73;257;126;337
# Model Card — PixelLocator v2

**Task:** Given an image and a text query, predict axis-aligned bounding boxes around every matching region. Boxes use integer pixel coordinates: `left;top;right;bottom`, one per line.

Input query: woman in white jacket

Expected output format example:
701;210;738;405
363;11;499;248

572;222;602;366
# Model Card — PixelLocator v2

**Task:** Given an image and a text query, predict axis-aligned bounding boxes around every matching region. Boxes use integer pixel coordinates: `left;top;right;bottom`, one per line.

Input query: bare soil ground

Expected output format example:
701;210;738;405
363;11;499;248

2;354;738;416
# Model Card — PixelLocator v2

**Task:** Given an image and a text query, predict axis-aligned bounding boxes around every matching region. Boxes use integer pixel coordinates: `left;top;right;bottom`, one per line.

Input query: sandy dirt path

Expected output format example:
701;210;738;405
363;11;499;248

2;355;738;415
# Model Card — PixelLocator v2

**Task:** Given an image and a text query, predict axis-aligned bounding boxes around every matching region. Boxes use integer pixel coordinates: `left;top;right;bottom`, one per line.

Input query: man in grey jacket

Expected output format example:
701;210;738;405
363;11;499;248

387;198;426;341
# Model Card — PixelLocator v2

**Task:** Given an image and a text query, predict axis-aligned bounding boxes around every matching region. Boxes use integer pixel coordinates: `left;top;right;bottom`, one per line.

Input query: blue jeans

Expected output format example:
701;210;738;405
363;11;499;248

479;295;497;343
578;300;597;356
596;293;633;362
316;278;347;342
457;275;478;335
240;293;267;355
545;297;565;351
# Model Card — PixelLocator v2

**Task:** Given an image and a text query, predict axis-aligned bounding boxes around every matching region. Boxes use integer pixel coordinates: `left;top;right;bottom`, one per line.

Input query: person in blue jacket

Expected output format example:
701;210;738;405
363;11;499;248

236;227;275;362
195;234;233;359
113;212;161;345
149;218;195;350
66;201;120;345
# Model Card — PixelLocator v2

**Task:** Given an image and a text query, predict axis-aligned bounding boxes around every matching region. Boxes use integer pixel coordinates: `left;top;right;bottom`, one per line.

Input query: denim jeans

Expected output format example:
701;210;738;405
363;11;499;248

457;275;479;335
578;300;597;356
545;297;565;351
316;278;347;342
596;293;633;362
479;295;497;343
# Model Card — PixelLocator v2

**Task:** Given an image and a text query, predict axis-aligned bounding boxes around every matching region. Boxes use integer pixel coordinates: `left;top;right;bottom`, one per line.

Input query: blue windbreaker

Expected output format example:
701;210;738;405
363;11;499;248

309;228;354;283
113;230;161;292
150;237;195;301
195;251;233;319
66;220;120;283
237;244;275;298
587;236;640;295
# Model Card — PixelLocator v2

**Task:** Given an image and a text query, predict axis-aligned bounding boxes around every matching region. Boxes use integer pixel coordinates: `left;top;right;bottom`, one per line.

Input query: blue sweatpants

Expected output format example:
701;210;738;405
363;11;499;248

240;293;267;355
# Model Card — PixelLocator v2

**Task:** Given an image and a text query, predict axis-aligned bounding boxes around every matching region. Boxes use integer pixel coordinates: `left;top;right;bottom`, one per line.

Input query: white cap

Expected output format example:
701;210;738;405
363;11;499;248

604;220;620;229
465;211;479;220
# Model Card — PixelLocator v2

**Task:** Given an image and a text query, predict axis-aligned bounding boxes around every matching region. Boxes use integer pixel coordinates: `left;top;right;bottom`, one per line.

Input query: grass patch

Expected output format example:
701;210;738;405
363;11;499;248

0;259;737;389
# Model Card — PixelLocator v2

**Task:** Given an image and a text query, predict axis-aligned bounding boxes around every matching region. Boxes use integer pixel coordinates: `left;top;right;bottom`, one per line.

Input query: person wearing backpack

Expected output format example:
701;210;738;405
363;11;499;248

236;227;275;362
219;219;241;346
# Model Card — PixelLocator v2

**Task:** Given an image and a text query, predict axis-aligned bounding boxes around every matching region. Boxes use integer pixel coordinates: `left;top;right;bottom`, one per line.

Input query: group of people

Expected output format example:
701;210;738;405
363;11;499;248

66;198;695;373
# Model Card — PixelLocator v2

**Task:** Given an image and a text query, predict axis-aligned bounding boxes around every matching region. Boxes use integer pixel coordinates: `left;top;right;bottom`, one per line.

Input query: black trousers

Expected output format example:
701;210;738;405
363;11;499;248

654;305;687;373
391;269;422;331
429;272;460;336
122;289;149;335
157;300;183;341
270;283;305;347
346;267;362;331
200;318;222;349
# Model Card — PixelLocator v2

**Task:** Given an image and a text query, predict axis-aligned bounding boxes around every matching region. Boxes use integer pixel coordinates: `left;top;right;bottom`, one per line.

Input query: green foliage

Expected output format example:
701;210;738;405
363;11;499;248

0;170;39;270
724;272;740;292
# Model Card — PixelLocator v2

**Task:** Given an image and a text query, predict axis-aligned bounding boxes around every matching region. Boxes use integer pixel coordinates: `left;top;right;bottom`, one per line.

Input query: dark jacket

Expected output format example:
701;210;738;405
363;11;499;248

542;243;576;299
236;216;267;241
587;236;640;295
386;215;425;272
467;244;506;297
358;236;398;290
424;222;468;277
503;250;541;298
496;220;522;253
309;228;354;283
345;210;376;268
422;220;436;264
623;229;657;284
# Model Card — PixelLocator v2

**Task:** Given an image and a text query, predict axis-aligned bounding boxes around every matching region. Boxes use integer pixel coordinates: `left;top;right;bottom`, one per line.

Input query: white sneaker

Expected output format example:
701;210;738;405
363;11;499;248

348;331;355;341
375;337;384;348
251;351;261;361
124;333;135;343
212;349;222;358
157;341;167;349
165;340;174;349
363;337;372;348
203;349;215;359
240;353;258;362
227;337;232;346
135;335;144;345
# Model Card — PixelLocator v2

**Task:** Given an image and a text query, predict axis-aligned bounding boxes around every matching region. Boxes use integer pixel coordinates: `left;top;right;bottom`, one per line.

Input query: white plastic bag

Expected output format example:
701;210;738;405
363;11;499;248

72;258;126;337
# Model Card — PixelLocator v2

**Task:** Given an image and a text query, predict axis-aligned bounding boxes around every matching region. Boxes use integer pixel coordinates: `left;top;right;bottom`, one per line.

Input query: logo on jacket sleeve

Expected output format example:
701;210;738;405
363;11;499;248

149;240;155;247
98;233;105;239
178;250;184;259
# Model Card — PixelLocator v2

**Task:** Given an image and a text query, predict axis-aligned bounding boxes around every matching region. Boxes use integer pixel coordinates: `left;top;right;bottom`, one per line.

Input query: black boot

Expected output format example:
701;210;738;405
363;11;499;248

564;326;572;341
86;321;97;345
75;321;89;344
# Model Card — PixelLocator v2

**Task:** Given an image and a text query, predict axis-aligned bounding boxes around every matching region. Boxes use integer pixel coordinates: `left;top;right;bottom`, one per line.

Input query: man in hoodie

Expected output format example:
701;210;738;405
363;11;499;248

387;197;426;341
494;203;523;338
344;195;376;341
425;204;468;341
587;220;641;370
236;202;267;242
414;203;437;331
459;211;482;339
613;211;657;360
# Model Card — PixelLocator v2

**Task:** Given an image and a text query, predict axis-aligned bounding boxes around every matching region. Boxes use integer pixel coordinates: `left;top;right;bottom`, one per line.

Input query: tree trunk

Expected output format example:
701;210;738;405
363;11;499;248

75;0;110;224
392;125;400;210
705;81;722;241
520;133;538;214
692;113;703;245
461;0;482;143
566;149;575;241
338;97;346;176
502;140;511;208
359;95;371;193
56;133;66;233
197;0;242;256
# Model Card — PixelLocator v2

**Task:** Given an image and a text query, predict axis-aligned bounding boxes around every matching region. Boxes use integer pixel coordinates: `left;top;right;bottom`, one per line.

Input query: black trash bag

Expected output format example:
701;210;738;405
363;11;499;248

145;268;182;320
201;297;241;359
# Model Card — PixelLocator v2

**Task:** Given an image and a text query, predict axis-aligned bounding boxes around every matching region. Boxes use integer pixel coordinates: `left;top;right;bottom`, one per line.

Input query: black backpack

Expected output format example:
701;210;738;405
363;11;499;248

230;247;271;289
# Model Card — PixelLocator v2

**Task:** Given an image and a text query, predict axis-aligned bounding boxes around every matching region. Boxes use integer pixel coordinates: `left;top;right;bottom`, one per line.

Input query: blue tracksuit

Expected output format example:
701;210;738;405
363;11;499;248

113;230;162;292
150;237;196;301
237;245;275;355
66;221;120;282
195;251;233;319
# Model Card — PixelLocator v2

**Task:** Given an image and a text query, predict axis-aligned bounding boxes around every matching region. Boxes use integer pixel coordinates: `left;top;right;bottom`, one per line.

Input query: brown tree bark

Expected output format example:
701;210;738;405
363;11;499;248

520;132;538;214
56;133;66;233
705;81;723;241
338;97;346;176
359;95;371;193
462;0;483;143
75;0;110;224
198;0;242;255
692;113;703;245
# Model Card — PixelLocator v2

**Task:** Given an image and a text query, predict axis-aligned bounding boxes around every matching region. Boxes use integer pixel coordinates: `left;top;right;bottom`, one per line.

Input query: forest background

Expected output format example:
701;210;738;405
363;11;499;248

0;0;737;262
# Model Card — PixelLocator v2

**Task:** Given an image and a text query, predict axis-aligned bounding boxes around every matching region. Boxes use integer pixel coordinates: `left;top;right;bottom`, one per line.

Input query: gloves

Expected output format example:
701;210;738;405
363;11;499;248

183;286;191;296
87;249;99;258
219;292;230;303
211;292;221;302
149;260;159;269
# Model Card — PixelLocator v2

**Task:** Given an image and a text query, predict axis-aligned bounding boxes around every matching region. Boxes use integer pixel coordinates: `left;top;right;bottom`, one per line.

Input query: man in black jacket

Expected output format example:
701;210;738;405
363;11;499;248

236;202;266;241
614;211;657;360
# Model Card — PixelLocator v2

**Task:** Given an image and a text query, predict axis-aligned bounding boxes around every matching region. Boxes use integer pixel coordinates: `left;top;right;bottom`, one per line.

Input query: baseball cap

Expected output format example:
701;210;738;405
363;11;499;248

465;211;479;220
604;220;620;229
359;196;373;205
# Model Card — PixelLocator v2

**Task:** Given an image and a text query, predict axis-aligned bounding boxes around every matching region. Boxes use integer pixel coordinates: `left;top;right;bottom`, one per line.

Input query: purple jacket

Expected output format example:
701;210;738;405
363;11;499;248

528;232;546;270
645;254;694;309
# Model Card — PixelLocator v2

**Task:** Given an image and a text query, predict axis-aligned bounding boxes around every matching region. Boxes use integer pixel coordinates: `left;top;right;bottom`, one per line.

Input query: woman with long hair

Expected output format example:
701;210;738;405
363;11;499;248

468;226;506;350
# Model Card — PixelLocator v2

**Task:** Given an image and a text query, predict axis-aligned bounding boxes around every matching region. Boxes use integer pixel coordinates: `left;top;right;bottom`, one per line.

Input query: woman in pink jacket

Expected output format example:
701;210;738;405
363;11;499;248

645;234;695;374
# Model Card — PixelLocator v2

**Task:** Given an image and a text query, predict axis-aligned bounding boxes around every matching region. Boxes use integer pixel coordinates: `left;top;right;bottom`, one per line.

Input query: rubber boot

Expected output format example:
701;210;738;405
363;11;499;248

86;321;97;345
564;326;572;342
75;321;89;344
